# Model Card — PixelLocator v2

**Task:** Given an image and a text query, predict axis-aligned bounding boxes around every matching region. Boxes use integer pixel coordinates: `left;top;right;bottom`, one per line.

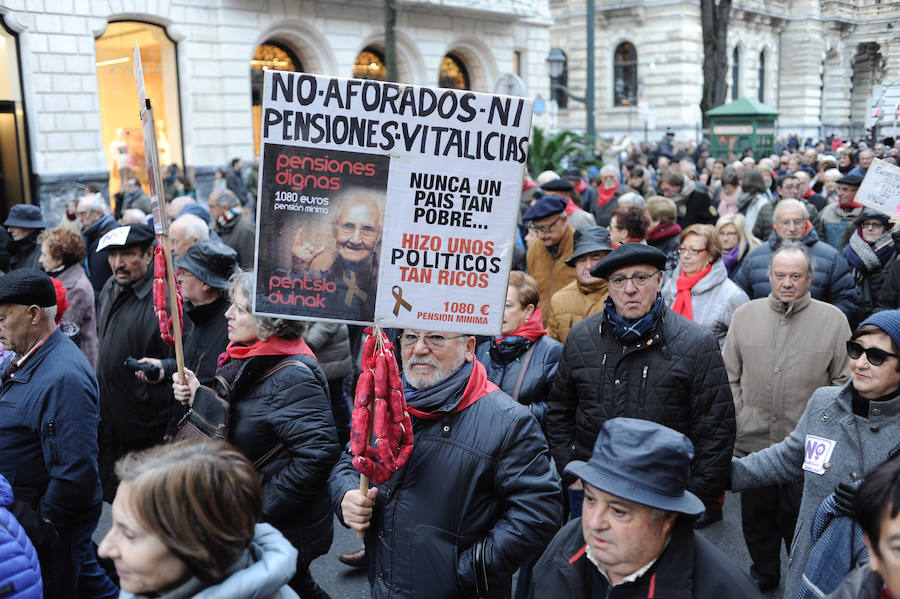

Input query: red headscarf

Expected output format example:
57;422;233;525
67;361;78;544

671;263;713;321
50;278;68;324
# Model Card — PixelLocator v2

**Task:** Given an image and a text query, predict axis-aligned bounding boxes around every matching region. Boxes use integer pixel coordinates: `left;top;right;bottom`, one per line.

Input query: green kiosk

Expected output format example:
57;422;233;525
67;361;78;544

707;97;779;161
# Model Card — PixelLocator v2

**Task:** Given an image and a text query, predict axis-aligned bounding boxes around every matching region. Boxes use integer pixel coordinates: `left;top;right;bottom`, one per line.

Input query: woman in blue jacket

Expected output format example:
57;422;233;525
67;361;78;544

0;474;42;599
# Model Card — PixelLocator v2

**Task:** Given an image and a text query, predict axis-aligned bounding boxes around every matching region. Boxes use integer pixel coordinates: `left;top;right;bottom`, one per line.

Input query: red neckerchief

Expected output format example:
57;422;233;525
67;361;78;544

564;198;580;215
220;335;315;365
880;584;894;599
8;331;54;377
575;179;588;194
597;184;618;208
496;308;547;343
671;263;713;321
406;359;499;420
839;199;864;209
646;222;682;243
802;186;814;199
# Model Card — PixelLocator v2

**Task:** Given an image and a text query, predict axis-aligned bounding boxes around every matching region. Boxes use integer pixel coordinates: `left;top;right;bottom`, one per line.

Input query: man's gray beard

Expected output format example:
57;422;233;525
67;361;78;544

403;345;466;390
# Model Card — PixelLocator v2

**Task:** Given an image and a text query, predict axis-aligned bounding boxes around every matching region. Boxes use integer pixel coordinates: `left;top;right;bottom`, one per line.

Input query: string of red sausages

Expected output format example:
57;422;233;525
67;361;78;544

152;238;183;346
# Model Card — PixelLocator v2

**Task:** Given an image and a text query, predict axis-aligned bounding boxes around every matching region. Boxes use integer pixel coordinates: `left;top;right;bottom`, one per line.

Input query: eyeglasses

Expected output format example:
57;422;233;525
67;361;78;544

608;270;659;290
860;221;886;231
399;333;467;349
846;340;899;366
677;246;707;256
529;215;563;232
776;218;806;227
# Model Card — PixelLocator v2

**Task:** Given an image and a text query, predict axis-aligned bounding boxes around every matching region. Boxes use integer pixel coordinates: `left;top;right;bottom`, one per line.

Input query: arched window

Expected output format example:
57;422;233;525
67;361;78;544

613;42;637;106
439;54;469;90
353;47;386;81
95;21;183;197
251;42;301;156
758;50;765;103
731;46;740;100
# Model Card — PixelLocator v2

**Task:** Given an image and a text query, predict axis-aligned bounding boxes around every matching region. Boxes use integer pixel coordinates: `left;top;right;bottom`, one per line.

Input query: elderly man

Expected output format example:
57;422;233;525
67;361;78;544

819;174;864;249
849;148;874;177
4;204;46;271
734;199;857;320
291;195;383;322
657;171;717;228
77;194;117;295
541;178;596;229
209;188;255;268
752;174;825;241
530;418;760;598
95;223;173;500
723;243;851;591
167;213;210;259
0;269;116;598
524;195;577;324
329;329;562;598
546;244;735;528
590;164;624;227
547;226;611;343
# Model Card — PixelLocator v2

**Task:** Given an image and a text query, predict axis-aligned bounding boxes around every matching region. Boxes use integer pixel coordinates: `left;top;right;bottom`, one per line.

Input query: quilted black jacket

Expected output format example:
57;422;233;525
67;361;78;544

545;305;734;503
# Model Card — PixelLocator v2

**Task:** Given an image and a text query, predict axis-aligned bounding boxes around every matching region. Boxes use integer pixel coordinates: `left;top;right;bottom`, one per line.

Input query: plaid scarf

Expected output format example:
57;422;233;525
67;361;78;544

603;296;662;343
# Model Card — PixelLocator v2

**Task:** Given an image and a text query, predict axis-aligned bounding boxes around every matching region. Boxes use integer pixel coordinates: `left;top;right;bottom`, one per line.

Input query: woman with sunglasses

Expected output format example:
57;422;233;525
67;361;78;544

731;309;900;599
843;210;896;321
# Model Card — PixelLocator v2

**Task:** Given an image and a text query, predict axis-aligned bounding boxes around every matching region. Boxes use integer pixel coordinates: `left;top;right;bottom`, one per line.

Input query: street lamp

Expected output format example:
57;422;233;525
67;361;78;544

545;0;595;140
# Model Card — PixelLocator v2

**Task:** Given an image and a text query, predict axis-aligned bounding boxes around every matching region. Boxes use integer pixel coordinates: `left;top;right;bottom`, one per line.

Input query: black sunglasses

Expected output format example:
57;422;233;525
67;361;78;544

847;340;899;366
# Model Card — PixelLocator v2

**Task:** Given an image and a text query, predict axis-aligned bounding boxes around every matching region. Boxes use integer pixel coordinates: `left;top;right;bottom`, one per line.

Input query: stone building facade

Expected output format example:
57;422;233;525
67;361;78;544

550;0;900;141
0;0;552;219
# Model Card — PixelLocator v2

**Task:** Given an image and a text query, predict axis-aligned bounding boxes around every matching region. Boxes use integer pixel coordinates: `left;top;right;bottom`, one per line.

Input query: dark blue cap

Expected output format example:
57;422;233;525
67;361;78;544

541;178;575;192
523;195;567;221
860;310;900;355
837;174;863;186
4;205;47;229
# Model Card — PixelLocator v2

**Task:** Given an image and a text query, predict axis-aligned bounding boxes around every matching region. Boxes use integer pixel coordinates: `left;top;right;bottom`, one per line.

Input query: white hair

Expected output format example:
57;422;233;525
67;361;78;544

616;191;645;208
600;164;619;177
81;193;109;214
172;214;209;241
42;305;58;322
773;198;809;221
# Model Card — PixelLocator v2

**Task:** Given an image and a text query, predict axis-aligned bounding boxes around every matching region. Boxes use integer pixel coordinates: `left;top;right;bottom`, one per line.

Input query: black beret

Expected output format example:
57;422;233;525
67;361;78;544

541;178;575;192
564;168;583;179
96;223;156;252
0;268;56;307
836;174;863;186
590;243;667;280
174;238;238;289
523;195;567;221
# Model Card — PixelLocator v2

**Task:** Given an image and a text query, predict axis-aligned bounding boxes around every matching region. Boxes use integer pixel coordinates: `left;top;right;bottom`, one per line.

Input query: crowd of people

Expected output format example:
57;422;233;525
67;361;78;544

1;131;900;599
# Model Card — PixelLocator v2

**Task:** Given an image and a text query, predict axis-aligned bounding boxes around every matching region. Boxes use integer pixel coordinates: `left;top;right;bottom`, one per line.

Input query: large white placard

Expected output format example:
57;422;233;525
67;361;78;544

856;157;900;216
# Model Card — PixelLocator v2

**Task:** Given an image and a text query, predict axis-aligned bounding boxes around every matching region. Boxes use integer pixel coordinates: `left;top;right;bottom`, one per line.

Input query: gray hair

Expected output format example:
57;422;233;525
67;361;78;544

773;198;809;222
616;191;645;208
42;305;58;322
228;269;306;340
211;189;242;210
82;193;109;214
599;164;619;177
769;241;814;278
172;214;209;241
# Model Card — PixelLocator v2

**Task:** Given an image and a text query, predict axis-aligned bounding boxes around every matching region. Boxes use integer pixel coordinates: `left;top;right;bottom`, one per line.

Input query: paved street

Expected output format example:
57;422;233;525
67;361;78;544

97;490;785;598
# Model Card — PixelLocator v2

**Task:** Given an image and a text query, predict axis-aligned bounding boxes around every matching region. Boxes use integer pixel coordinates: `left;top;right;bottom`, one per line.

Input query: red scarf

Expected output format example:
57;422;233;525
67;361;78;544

671;263;713;320
496;308;547;343
220;335;315;365
646;222;682;244
838;199;864;209
596;183;618;208
406;359;499;420
564;198;580;215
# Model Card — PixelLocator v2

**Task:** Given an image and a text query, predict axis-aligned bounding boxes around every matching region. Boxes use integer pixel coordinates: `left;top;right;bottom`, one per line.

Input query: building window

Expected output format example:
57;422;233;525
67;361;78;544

95;21;183;198
731;46;740;100
758;50;765;103
353;48;386;81
251;43;301;157
613;42;637;106
0;18;32;215
513;50;522;76
439;54;469;90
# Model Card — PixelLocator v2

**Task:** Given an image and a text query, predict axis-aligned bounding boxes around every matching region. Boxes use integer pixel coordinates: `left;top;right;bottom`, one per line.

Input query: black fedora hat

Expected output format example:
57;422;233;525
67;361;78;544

174;238;238;289
565;226;613;267
565;418;704;515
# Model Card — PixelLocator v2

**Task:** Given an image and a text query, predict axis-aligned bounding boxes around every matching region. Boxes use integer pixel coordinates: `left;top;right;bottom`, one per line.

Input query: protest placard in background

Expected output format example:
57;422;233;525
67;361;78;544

856;157;900;216
253;71;533;334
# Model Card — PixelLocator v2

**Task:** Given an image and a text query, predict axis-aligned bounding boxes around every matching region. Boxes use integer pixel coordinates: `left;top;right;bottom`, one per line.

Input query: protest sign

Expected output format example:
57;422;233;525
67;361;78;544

857;157;900;216
253;72;533;334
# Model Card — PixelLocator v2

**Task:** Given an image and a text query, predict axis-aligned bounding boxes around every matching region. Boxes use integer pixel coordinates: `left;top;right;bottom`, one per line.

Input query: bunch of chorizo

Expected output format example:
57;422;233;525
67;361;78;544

152;239;183;346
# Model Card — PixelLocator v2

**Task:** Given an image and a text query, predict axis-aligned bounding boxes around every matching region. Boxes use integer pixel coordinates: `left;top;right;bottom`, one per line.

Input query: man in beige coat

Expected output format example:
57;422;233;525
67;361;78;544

722;242;851;592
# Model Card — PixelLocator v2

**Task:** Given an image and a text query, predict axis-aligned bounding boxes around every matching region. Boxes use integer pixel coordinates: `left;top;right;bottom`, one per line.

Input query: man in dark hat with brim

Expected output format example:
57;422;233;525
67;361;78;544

529;418;760;598
546;226;612;343
0;269;117;598
5;204;47;271
547;242;735;528
524;195;577;325
94;223;175;500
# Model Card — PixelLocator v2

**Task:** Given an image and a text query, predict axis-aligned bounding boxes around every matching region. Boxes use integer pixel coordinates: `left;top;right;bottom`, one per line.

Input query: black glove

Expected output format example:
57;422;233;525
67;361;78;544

834;481;859;517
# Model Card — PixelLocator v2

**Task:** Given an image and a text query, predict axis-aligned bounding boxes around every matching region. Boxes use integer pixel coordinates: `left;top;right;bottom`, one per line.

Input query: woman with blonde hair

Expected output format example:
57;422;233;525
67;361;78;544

98;440;299;597
716;213;761;278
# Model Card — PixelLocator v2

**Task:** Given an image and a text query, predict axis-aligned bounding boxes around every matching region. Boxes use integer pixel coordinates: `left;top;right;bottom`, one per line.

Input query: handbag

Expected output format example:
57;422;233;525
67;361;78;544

170;360;307;471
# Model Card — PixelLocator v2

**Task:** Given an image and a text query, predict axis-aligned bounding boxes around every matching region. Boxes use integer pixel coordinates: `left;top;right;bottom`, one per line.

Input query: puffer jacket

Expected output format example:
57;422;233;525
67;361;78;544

546;305;735;503
476;333;562;422
0;475;42;599
546;278;609;344
195;353;340;562
328;361;562;599
119;523;300;599
304;322;352;381
733;228;858;320
660;259;749;347
731;382;900;599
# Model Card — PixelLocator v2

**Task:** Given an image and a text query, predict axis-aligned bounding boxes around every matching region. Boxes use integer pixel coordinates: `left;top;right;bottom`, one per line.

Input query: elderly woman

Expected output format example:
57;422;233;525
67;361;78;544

661;224;749;346
38;227;97;367
716;213;761;278
844;209;896;320
98;440;299;598
476;271;562;426
590;164;623;227
732;309;900;599
608;204;650;247
822;167;843;205
172;270;339;598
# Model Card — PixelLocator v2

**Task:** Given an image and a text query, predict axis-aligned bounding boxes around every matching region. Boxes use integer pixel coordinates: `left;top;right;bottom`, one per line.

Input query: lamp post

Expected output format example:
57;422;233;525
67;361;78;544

545;0;595;140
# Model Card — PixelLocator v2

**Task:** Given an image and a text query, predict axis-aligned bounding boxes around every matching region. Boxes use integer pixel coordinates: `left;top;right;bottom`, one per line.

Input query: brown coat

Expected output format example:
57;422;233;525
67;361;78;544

546;278;608;343
526;227;576;327
722;292;850;456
